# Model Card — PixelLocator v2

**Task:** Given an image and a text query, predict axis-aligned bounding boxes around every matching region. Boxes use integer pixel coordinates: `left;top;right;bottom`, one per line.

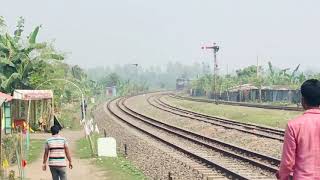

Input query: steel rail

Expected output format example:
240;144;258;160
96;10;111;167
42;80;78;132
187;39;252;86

158;94;285;136
106;98;250;179
113;96;280;178
147;95;284;142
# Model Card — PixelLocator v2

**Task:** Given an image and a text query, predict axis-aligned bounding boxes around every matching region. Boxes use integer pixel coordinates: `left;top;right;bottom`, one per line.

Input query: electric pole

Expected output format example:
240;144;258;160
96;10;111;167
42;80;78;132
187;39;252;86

256;56;262;103
202;43;220;100
131;63;139;94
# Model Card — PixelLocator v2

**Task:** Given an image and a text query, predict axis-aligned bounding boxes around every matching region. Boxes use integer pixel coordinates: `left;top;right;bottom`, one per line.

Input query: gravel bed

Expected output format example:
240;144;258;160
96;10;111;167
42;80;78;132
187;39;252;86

94;102;211;180
116;100;274;179
125;93;283;159
156;97;284;140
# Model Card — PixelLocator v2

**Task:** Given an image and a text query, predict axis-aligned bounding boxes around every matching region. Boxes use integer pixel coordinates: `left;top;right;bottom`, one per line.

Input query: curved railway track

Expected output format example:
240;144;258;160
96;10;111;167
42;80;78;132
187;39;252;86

171;94;302;112
147;94;285;142
157;95;284;135
106;95;279;179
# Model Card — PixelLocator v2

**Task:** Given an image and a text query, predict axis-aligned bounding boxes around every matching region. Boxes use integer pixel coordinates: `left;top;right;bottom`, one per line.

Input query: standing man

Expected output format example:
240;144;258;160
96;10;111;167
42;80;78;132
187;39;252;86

277;79;320;179
43;126;73;180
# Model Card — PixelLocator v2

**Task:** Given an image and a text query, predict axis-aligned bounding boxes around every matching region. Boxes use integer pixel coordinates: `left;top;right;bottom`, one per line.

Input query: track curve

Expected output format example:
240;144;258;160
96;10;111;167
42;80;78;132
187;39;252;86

106;95;279;179
148;94;285;142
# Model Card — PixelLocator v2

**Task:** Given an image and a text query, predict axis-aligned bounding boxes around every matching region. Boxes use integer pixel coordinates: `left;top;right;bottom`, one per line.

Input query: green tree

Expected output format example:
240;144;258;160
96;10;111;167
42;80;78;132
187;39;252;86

100;73;121;87
0;17;63;93
266;62;304;88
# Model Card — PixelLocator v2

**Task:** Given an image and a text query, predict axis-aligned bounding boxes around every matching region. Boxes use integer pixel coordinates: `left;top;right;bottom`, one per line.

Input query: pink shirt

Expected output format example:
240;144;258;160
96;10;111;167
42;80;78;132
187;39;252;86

278;109;320;180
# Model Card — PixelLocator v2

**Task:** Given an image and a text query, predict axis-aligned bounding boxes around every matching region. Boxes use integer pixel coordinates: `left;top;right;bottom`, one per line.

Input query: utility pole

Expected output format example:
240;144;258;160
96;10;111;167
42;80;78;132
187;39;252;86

226;64;229;76
131;64;139;94
131;63;138;80
256;56;259;78
257;56;262;103
226;64;230;101
202;43;220;100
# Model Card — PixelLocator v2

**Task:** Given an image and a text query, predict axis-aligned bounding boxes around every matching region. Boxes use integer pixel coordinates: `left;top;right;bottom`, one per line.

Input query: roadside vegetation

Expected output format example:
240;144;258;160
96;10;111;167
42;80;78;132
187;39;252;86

0;16;151;128
76;135;145;180
191;63;309;96
165;97;301;128
0;16;149;178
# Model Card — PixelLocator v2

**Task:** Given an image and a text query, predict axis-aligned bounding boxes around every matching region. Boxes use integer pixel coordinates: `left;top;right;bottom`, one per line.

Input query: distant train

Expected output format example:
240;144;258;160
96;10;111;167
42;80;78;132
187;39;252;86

176;78;190;91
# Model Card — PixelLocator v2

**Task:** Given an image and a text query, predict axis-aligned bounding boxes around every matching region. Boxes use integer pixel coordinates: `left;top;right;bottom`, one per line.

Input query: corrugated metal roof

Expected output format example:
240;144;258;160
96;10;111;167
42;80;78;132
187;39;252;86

0;92;13;102
261;85;296;90
228;84;258;92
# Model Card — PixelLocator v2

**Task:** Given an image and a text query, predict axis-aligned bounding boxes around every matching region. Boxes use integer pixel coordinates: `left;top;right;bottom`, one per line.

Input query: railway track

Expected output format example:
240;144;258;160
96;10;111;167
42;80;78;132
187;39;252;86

171;94;302;112
147;94;285;142
106;96;279;179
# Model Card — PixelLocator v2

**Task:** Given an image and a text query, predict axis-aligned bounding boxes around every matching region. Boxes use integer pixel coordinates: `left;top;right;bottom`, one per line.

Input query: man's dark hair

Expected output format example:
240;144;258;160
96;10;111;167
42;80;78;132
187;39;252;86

301;79;320;106
51;125;60;135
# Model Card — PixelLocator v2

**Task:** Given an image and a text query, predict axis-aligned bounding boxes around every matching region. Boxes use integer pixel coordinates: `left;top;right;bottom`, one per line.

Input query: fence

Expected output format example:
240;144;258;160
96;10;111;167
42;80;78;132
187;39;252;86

191;89;301;104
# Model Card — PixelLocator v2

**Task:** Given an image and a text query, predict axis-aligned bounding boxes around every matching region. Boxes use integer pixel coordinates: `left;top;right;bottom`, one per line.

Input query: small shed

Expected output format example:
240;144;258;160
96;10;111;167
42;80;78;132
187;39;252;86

227;84;258;102
260;85;300;103
176;78;190;91
0;92;13;134
12;90;54;131
106;86;117;97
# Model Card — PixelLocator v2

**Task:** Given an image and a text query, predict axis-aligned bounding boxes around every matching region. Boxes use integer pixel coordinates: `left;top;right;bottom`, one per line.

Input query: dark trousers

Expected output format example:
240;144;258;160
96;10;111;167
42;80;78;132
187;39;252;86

49;166;67;180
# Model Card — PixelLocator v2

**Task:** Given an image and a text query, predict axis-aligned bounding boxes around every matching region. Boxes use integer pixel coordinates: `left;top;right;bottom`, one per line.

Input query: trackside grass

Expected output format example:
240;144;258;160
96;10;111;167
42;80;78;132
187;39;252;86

76;135;145;180
165;97;301;129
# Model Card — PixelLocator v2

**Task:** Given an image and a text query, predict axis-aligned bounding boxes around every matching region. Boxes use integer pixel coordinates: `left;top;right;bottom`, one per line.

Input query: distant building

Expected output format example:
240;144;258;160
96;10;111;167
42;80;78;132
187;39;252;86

12;90;55;131
218;84;300;103
176;78;190;91
106;86;117;97
226;84;258;102
260;85;300;103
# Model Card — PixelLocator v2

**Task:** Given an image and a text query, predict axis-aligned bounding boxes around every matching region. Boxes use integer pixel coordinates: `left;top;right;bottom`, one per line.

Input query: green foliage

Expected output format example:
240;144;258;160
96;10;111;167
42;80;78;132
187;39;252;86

76;135;146;180
71;65;87;81
14;17;24;39
1;135;43;168
0;17;64;93
96;70;149;96
0;16;5;28
58;103;81;130
236;65;258;80
0;17;103;122
191;62;308;96
101;73;120;87
2;135;17;165
28;26;39;44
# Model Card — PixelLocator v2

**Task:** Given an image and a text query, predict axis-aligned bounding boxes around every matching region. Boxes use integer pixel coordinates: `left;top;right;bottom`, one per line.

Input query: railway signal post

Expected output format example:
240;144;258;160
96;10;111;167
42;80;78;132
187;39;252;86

202;43;220;101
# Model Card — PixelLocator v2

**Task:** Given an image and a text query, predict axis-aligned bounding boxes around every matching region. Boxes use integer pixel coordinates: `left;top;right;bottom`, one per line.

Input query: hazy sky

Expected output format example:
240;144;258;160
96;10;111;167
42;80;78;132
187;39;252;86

2;0;320;72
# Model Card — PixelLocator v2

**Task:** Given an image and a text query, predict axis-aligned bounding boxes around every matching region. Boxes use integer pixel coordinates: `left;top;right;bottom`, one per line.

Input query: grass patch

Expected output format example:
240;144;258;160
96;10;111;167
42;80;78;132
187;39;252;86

28;139;43;163
166;97;301;129
76;135;145;180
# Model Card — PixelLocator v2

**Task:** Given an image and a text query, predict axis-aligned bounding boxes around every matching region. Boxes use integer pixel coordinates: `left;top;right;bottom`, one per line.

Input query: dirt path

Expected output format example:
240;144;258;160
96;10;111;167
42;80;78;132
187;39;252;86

13;130;104;180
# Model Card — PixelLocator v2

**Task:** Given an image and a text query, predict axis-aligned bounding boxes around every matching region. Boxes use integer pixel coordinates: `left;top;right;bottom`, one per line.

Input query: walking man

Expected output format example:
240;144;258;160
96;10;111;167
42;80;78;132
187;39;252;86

43;126;73;180
277;79;320;179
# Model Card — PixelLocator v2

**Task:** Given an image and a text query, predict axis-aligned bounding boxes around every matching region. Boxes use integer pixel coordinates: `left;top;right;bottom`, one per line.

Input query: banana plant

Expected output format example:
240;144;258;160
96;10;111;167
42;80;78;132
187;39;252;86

0;18;64;93
290;64;300;84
